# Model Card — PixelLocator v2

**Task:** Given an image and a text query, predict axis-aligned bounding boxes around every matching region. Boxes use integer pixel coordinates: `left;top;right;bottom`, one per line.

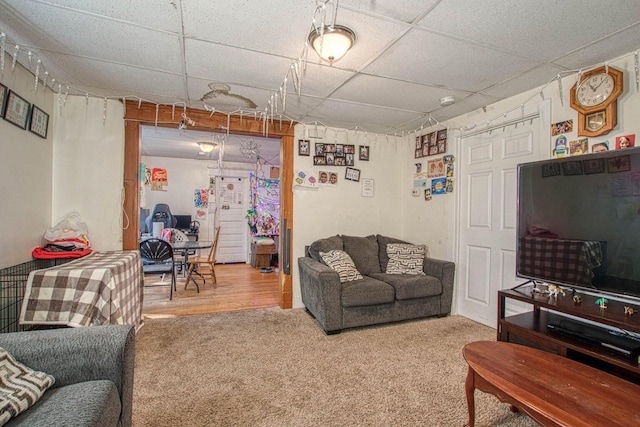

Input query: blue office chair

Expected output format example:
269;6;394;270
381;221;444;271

139;238;177;300
144;203;177;233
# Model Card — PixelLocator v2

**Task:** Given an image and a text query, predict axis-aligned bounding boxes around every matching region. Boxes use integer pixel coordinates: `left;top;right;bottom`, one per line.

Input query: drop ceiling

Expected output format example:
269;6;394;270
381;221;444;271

1;0;640;140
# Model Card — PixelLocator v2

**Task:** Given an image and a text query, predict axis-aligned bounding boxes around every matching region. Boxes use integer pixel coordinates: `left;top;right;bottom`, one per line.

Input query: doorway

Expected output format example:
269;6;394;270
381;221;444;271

123;101;295;309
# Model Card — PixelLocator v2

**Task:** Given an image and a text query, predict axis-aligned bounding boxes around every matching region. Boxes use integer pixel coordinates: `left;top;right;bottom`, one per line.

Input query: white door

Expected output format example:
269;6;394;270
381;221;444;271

456;102;550;327
215;177;248;263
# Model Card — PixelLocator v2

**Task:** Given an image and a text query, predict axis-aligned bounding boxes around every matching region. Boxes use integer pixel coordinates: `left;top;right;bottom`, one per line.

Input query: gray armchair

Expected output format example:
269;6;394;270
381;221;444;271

0;325;135;427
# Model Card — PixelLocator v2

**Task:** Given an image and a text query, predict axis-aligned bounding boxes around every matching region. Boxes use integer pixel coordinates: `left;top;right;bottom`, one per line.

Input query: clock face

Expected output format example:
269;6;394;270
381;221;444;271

576;73;614;108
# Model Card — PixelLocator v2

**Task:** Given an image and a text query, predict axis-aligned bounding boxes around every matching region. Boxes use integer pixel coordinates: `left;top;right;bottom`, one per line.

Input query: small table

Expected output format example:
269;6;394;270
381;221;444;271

462;341;640;427
172;240;212;290
20;251;144;329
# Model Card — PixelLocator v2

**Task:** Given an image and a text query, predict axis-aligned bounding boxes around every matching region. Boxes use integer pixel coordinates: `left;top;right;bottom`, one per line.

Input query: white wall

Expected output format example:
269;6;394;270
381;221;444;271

0;58;54;268
291;127;407;307
52;96;125;251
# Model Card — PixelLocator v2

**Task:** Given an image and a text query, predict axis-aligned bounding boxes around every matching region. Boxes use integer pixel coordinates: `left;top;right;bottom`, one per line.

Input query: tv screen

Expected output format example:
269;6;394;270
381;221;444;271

516;146;640;299
174;215;192;230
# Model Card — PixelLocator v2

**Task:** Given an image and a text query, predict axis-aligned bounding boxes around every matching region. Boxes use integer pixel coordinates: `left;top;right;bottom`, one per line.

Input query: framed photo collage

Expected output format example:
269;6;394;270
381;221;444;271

415;129;447;159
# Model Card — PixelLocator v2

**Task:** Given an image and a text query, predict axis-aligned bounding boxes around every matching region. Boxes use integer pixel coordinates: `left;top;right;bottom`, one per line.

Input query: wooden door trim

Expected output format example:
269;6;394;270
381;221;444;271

122;101;294;308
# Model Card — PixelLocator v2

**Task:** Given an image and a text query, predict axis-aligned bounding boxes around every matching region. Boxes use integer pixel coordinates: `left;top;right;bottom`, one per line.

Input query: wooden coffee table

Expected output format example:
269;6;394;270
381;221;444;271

463;341;640;427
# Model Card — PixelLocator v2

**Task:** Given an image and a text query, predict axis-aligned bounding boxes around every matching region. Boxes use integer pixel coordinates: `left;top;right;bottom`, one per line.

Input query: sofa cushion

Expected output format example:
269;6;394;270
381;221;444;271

386;243;426;275
376;235;409;272
341;277;395;307
6;380;121;427
0;347;55;426
370;273;442;300
342;235;381;275
320;250;363;282
309;235;343;262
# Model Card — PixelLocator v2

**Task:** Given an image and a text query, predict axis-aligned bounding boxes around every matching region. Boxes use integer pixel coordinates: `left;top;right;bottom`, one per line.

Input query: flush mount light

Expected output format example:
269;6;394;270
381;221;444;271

198;141;216;153
308;25;356;64
440;96;455;107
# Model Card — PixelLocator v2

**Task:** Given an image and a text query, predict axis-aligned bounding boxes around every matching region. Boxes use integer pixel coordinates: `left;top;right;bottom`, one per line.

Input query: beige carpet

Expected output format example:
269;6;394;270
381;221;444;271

133;308;538;426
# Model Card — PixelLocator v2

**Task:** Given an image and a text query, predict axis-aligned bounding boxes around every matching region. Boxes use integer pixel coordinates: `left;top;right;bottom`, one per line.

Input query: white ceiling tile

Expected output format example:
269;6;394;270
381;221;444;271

43;52;186;100
553;24;640;70
417;0;640;61
3;0;183;32
297;62;357;98
340;0;440;23
332;74;472;112
1;1;183;73
481;63;566;100
185;39;292;89
308;99;424;129
182;0;312;58
364;29;539;92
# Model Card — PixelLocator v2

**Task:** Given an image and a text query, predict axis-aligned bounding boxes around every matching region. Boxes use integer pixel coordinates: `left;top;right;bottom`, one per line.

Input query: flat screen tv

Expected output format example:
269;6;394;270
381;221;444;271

516;146;640;300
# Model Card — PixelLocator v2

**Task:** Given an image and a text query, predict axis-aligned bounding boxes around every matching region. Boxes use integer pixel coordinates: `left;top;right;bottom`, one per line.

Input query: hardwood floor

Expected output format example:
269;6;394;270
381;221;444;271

142;263;280;319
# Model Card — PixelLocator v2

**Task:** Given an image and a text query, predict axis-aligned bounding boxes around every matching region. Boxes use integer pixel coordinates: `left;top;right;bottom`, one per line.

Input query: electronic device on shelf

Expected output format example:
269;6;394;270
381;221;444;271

174;215;192;230
547;317;640;359
516;146;640;301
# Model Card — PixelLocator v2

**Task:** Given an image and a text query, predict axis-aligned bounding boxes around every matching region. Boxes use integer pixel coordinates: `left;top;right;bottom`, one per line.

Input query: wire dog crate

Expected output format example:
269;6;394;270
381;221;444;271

0;258;73;333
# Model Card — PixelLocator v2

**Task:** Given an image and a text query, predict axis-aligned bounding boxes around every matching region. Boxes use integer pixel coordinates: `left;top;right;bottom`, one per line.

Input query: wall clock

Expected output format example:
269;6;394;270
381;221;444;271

569;66;623;137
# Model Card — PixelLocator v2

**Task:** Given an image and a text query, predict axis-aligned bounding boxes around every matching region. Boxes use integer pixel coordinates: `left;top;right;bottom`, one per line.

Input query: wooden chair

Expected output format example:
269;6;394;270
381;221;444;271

185;226;220;289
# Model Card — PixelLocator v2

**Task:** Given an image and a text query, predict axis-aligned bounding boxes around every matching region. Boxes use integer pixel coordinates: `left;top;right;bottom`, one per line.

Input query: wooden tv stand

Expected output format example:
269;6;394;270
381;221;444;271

498;284;640;385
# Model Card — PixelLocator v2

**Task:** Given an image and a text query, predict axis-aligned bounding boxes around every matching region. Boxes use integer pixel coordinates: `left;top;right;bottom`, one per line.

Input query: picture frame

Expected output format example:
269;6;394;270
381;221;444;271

29;104;49;139
3;90;30;130
298;139;310;156
313;155;326;165
607;155;631;173
359;145;369;161
582;158;605;175
0;83;7;117
562;160;583;176
345;167;360;182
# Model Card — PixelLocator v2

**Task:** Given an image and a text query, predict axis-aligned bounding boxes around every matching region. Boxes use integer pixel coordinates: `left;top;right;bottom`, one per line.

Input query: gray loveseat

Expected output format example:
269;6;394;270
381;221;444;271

0;325;135;427
298;234;455;334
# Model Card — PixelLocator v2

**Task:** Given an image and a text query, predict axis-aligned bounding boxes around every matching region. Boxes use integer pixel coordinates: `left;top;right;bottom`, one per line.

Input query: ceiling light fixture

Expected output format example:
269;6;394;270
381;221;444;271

198;141;216;153
440;96;455;107
308;25;355;64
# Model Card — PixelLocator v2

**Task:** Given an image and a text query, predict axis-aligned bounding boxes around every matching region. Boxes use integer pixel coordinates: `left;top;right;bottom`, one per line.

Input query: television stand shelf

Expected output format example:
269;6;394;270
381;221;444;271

498;284;640;385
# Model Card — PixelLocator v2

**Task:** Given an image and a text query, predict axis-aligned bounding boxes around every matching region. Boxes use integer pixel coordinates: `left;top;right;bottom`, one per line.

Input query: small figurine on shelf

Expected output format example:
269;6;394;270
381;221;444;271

573;294;582;304
625;306;635;316
547;284;565;297
595;297;608;309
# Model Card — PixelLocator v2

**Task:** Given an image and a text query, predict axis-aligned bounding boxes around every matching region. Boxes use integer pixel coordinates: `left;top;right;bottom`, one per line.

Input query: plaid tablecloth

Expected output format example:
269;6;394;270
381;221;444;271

518;236;603;286
20;251;144;329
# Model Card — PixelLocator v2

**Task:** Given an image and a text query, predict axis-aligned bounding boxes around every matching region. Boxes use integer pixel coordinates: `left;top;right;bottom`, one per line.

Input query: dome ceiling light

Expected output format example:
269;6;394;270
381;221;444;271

198;141;216;153
308;25;355;64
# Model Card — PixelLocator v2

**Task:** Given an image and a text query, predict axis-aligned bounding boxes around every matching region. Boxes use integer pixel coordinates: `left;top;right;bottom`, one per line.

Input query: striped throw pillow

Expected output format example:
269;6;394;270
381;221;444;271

386;243;426;275
320;250;363;282
0;347;55;426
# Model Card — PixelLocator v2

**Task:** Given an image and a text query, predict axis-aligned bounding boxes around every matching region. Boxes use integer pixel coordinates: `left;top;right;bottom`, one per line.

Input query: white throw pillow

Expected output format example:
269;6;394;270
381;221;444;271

0;347;55;426
320;250;364;282
386;243;426;275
